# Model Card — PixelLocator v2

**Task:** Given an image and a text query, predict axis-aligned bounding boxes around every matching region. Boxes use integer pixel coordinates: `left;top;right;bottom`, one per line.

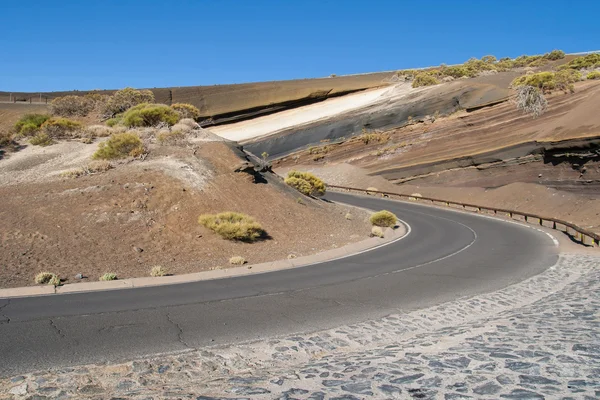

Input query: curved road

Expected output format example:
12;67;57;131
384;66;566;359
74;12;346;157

0;192;558;377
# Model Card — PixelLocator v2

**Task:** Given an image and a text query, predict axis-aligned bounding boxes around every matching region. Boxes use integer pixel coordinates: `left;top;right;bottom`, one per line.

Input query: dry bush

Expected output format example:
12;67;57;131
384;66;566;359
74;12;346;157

515;85;548;118
176;118;200;129
198;212;265;242
229;256;246;265
61;160;113;178
157;130;186;145
345;213;353;220
0;130;15;149
29;132;53;146
359;132;389;145
35;272;57;285
40;117;84;138
285;171;326;196
99;272;117;281
93;132;145;159
412;72;440;88
371;226;385;238
122;103;180;127
370;210;397;227
150;266;168;277
102;87;155;118
85;125;114;138
50;95;95;117
171;103;200;119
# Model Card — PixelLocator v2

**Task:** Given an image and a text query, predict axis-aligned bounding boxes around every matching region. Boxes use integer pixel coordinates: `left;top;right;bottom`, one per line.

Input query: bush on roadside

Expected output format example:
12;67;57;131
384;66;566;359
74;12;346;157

35;272;59;285
171;103;200;119
285;171;326;196
229;256;246;265
99;272;117;281
371;226;385;238
93;132;145;159
412;72;440;88
29;132;53;146
150;266;168;277
41;117;84;138
50;95;95;117
587;71;600;80
370;210;397;227
122;103;180;127
102;87;155;118
14;113;51;135
198;211;265;242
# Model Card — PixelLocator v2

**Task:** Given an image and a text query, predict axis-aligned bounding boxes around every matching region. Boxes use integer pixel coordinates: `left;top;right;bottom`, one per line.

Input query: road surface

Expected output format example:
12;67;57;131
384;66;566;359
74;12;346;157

0;192;557;377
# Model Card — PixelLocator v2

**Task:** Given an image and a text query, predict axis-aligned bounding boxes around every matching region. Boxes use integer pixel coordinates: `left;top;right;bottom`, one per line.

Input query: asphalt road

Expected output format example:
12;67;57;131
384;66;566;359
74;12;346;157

0;192;558;377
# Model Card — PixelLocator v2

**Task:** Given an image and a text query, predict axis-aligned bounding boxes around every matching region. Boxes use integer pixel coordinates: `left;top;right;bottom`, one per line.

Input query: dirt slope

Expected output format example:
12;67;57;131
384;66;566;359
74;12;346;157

0;136;370;288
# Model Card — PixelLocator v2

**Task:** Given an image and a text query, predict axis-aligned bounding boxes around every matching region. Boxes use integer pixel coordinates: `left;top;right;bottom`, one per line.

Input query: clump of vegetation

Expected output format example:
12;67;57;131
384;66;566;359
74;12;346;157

61;160;113;178
122;103;180;127
50;95;95;117
93;132;144;159
84;125;114;138
511;70;580;94
370;210;397;227
41;117;84;138
559;53;600;70
0;130;15;149
229;256;246;265
35;272;59;285
515;86;548;118
14;113;51;136
99;272;117;281
29;132;53;146
412;72;440;88
345;213;353;220
150;266;168;277
198;212;266;242
359;131;390;145
371;226;385;238
587;71;600;80
102;87;155;118
105;116;122;127
285;171;326;196
157;130;185;144
171;103;200;119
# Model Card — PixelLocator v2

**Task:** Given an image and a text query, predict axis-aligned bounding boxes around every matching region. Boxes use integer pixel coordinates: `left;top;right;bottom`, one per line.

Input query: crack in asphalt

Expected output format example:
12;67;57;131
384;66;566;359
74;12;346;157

49;319;66;339
166;313;193;349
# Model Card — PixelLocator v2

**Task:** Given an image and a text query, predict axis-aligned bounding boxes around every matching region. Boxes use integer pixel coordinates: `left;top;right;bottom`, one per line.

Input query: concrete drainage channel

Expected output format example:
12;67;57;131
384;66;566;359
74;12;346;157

0;216;409;299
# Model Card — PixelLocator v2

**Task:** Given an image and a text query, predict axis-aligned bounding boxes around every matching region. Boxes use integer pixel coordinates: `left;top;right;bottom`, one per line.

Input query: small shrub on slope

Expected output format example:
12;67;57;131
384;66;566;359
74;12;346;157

412;72;440;88
150;266;168;277
41;117;84;138
93;132;144;159
102;87;155;118
587;71;600;80
371;226;385;238
171;103;200;119
50;95;95;117
198;212;265;242
285;171;326;196
29;132;53;146
14;113;50;135
370;210;397;227
99;272;117;281
122;103;180;127
229;256;246;265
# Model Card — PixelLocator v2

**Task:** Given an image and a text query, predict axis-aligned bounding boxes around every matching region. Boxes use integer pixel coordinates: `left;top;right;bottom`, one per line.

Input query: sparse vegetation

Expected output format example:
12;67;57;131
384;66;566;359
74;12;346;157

229;256;246;265
358;131;390;145
29;132;53;146
511;70;580;94
85;125;114;138
515;86;548;118
14;113;51;136
171;103;200;119
285;171;326;196
261;151;269;160
150;266;168;277
102;87;155;118
587;71;600;80
50;95;95;117
371;226;385;238
412;72;440;88
122;103;180;127
61;160;113;178
93;132;145;159
198;212;266;242
370;210;397;227
157;129;185;144
41;117;84;138
99;272;117;281
559;53;600;71
345;213;353;220
0;130;15;149
35;272;58;285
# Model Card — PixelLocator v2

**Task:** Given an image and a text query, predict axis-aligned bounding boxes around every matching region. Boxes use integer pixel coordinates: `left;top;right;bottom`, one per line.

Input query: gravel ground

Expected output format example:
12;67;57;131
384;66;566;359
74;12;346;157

3;252;599;399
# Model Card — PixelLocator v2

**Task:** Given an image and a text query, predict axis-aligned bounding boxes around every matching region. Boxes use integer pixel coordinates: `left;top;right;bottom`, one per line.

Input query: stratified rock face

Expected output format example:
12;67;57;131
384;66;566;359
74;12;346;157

5;254;600;398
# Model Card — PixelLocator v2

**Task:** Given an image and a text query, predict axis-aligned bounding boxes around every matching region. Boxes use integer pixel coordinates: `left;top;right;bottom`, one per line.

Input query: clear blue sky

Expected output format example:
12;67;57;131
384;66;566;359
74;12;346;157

1;0;599;92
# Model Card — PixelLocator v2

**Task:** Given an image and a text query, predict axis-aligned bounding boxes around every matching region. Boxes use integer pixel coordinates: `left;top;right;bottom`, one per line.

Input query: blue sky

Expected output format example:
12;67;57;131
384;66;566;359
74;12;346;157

1;0;599;92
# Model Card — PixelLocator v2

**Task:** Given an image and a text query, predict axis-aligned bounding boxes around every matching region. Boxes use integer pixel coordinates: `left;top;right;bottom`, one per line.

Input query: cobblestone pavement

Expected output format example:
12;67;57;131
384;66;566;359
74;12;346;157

2;253;599;399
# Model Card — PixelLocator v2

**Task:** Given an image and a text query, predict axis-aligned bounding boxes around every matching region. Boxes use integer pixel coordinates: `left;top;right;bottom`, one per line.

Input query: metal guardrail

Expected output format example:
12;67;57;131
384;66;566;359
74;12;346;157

327;185;600;247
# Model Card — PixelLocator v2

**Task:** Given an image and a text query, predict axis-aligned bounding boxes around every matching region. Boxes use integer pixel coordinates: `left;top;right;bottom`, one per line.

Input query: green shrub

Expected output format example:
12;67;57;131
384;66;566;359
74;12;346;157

554;69;581;93
198;212;265;242
171;103;200;119
285;171;326;196
14;113;50;134
102;87;155;117
18;122;40;137
587;71;600;80
543;50;565;60
370;210;397;227
150;266;168;277
99;272;117;281
41;117;84;138
0;130;14;148
122;103;180;127
93;132;144;159
412;72;440;88
560;53;600;70
29;132;53;146
50;95;95;116
510;71;576;93
105;116;122;127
